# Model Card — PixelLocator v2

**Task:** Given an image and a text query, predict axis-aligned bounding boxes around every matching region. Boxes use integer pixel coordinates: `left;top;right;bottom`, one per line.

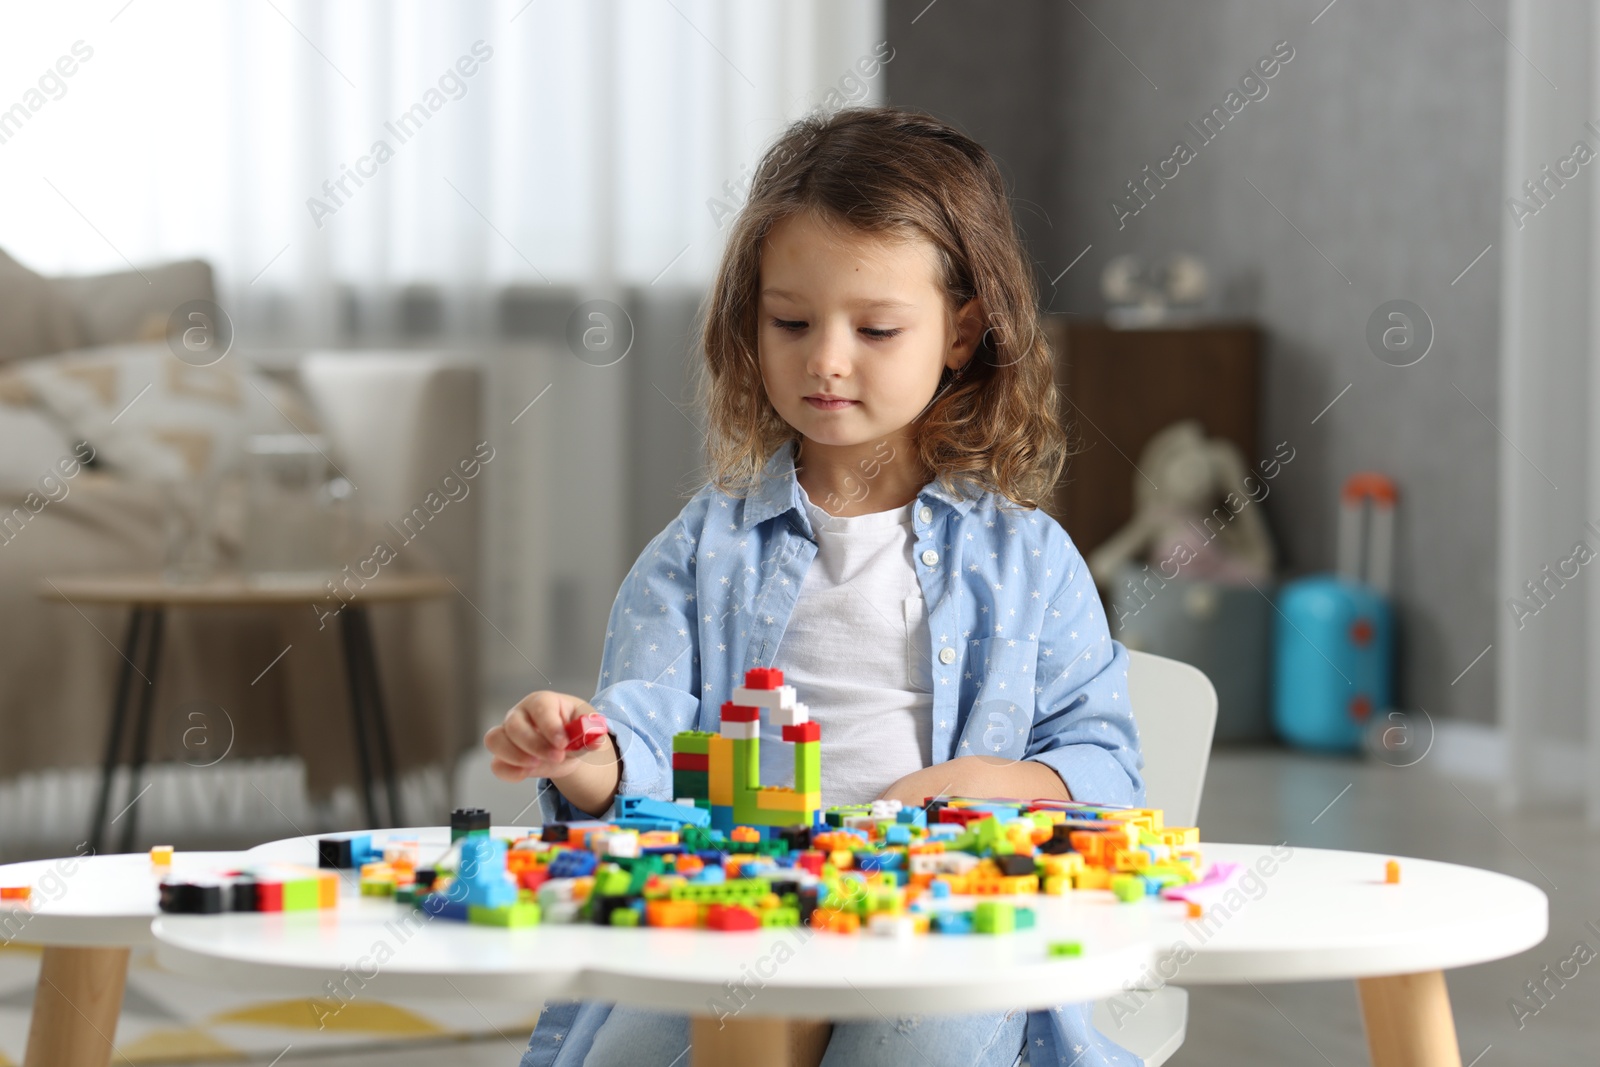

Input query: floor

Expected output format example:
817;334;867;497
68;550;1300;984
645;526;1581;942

11;746;1595;1066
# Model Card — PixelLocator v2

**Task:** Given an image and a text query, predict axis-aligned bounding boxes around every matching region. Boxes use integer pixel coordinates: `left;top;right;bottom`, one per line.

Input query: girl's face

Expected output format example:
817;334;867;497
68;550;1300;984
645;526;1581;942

757;211;981;451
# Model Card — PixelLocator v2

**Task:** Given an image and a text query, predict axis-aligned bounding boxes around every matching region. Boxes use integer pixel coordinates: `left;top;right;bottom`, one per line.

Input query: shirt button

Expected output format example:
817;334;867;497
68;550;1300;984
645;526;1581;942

918;506;933;524
939;647;956;664
921;549;939;566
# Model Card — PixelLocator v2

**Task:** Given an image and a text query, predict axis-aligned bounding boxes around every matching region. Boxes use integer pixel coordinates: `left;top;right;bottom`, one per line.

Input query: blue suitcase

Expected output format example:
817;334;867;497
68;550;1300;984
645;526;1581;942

1272;474;1397;751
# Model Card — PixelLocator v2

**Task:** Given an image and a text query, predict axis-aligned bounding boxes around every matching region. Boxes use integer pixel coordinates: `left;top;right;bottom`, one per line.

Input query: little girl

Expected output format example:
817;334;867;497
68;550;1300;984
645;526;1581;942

488;104;1145;1067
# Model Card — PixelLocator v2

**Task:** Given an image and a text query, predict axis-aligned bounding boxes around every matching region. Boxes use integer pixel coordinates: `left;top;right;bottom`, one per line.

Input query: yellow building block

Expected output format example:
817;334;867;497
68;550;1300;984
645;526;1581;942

753;787;821;812
1075;867;1112;890
708;734;734;805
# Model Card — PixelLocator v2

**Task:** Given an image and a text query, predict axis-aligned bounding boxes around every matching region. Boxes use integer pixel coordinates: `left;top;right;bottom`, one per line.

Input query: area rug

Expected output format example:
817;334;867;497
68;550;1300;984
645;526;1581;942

0;941;540;1064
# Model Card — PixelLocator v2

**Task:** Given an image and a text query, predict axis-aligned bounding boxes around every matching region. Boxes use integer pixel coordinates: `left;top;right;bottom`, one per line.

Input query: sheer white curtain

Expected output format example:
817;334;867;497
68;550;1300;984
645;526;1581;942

0;0;886;341
1498;0;1600;822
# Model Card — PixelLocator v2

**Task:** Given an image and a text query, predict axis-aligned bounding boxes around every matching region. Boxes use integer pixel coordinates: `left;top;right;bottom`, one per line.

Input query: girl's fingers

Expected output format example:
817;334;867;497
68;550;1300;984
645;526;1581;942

489;756;541;783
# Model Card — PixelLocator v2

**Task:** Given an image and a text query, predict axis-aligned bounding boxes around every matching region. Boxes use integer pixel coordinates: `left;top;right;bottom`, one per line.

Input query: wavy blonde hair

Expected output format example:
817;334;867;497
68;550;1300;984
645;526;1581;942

692;105;1070;511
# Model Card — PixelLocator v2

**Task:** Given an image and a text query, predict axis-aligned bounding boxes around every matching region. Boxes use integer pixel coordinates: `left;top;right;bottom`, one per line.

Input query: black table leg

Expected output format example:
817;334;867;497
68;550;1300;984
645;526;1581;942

89;607;148;854
117;607;164;854
350;607;403;828
339;608;382;828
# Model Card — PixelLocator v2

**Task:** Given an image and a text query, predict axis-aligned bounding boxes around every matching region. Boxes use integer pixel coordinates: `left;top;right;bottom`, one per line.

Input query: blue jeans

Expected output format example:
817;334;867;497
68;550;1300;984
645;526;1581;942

519;1000;1027;1066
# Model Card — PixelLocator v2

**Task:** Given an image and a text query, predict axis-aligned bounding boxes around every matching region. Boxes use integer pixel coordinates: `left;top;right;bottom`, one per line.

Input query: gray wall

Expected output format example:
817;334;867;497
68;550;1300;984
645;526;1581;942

886;0;1506;725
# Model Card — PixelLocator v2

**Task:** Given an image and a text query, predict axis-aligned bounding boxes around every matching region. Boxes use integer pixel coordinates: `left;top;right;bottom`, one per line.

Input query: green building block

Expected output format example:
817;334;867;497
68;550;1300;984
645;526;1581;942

1015;907;1035;930
610;907;640;927
470;901;542;927
672;770;709;800
594;866;632;897
673;730;714;755
733;795;814;828
282;879;321;912
761;906;800;927
732;738;761;792
793;741;821;794
1048;940;1083;958
1110;874;1146;902
974;901;1015;934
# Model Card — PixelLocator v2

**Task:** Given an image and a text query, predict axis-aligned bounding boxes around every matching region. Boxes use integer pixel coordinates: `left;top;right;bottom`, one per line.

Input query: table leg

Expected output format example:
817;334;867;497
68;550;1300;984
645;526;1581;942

89;608;148;854
690;1015;795;1067
1356;970;1462;1067
119;606;165;853
351;606;403;827
339;608;382;827
23;945;131;1067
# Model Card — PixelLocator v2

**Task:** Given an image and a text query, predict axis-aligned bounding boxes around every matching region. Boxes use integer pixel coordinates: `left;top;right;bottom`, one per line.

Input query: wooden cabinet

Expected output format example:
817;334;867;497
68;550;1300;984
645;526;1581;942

1042;318;1261;557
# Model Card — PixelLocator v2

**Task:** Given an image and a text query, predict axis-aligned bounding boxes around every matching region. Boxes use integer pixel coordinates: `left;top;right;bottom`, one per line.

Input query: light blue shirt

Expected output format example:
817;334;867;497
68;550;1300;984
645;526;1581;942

539;437;1144;826
524;439;1149;1067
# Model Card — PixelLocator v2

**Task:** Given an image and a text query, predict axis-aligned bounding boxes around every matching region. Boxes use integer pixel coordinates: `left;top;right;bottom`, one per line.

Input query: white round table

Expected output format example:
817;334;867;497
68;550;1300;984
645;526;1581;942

0;850;243;1067
156;826;1161;1063
189;828;1552;1067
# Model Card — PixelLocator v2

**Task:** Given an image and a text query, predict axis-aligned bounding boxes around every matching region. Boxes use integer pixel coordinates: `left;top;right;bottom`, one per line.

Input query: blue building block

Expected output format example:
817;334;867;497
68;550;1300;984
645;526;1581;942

932;910;972;934
419;893;470;921
458;837;517;909
895;807;927;828
617;795;711;828
884;825;912;846
930;881;951;899
547;849;598;879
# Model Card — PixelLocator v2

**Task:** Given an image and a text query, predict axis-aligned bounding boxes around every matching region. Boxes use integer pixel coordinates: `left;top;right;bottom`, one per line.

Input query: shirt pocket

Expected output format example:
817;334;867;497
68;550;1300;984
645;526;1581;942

904;594;933;692
963;635;1038;759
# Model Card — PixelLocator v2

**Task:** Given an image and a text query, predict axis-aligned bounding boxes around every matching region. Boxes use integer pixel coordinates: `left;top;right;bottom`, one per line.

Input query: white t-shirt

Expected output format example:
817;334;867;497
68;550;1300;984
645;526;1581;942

767;486;935;806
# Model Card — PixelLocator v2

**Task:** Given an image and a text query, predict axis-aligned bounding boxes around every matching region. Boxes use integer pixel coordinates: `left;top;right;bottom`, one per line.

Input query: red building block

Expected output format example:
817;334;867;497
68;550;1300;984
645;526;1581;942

256;881;284;912
706;903;760;931
781;721;820;743
720;702;760;722
671;752;709;771
937;808;989;827
565;712;609;752
795;850;826;877
744;667;784;689
518;868;550;892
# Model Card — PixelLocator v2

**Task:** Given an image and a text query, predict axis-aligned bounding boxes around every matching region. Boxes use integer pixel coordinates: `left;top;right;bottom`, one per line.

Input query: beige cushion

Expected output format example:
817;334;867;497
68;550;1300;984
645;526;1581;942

50;258;216;347
2;343;318;482
0;248;83;364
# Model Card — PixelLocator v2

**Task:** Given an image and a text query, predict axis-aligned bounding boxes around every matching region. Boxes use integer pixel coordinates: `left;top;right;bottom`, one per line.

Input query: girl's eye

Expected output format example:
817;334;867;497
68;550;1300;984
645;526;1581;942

768;319;901;340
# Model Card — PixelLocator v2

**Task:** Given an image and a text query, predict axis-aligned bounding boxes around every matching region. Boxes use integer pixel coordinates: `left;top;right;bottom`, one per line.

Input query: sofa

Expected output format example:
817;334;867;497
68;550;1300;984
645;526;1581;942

0;249;483;815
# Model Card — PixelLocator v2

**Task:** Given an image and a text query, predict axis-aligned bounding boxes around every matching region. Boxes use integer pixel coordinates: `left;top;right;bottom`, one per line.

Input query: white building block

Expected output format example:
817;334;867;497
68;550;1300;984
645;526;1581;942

720;719;760;740
731;684;797;710
770;701;810;727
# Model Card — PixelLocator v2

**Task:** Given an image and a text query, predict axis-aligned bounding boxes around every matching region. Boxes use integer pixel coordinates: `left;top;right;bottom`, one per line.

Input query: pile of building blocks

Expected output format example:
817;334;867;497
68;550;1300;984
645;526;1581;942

138;668;1230;938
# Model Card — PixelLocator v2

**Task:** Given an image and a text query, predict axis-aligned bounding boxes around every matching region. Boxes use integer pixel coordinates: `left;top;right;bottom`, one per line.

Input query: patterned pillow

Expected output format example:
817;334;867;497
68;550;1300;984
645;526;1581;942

0;343;318;482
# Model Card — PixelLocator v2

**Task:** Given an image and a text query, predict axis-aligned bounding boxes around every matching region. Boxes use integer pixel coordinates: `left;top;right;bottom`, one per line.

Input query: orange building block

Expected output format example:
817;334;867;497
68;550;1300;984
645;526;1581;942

646;899;699;927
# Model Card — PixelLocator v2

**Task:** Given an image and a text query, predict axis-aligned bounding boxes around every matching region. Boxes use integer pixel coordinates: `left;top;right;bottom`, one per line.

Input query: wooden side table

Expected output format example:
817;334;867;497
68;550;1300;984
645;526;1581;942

38;573;453;852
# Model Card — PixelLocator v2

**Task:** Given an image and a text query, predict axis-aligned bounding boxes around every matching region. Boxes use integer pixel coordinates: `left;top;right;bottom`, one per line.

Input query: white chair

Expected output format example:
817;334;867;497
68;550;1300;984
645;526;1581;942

1087;650;1219;1067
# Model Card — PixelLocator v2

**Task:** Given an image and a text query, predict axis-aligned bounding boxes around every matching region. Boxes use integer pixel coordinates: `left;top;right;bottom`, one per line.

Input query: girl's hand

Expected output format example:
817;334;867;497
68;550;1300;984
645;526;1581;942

484;691;613;783
875;756;1072;806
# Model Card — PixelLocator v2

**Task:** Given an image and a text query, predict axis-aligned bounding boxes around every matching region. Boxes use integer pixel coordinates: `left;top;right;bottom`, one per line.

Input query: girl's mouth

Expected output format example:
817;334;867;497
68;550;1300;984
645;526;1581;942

805;397;857;410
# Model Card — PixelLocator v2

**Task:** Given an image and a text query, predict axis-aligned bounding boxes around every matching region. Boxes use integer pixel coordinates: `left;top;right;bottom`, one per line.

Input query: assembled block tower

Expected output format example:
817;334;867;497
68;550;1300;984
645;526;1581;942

670;668;821;833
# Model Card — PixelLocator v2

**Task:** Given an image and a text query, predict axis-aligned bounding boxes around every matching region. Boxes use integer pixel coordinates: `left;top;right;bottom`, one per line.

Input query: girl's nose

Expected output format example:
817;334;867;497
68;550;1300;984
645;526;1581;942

805;323;854;379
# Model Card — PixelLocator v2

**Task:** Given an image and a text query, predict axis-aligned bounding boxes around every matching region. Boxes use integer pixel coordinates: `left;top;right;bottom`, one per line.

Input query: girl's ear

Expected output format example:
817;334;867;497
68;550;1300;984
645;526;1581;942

950;297;986;369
